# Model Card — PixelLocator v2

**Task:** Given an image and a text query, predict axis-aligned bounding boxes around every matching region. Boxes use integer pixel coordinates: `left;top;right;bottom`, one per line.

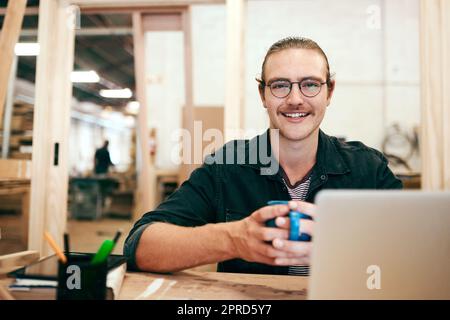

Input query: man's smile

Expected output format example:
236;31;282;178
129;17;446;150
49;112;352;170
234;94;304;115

280;111;311;122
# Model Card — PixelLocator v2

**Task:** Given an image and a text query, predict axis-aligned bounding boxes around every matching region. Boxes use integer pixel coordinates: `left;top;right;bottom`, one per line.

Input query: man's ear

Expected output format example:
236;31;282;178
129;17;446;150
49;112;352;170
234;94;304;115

326;79;336;105
258;85;267;108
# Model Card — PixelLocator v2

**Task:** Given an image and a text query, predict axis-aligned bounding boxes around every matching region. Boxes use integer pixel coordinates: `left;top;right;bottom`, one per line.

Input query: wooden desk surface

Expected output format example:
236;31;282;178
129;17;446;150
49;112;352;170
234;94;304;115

0;270;308;300
119;270;308;300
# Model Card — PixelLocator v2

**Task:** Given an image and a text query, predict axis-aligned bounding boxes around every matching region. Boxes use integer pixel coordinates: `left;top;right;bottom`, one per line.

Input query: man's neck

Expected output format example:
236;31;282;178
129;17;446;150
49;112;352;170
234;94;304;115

270;128;319;185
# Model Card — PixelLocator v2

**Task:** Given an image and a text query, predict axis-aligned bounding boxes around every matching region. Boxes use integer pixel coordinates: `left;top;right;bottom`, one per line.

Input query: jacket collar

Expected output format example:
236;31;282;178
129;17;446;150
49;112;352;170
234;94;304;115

238;128;350;177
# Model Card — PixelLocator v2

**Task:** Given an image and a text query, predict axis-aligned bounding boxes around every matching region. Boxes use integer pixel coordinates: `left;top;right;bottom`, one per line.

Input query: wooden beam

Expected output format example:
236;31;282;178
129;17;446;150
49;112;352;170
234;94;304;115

0;7;39;16
420;0;450;190
132;12;154;219
79;6;187;14
183;7;193;110
178;6;197;182
225;0;245;141
71;0;224;10
29;1;76;256
142;13;183;31
20;27;134;37
0;250;39;275
0;0;27;132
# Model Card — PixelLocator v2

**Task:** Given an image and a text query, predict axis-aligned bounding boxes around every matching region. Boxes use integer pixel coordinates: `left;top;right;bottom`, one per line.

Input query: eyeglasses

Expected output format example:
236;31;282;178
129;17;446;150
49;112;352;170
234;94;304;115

264;79;327;98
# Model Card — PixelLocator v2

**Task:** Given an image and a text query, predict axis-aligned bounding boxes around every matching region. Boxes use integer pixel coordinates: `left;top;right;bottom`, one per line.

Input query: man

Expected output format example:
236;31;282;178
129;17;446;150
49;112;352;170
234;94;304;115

94;140;114;175
124;37;402;276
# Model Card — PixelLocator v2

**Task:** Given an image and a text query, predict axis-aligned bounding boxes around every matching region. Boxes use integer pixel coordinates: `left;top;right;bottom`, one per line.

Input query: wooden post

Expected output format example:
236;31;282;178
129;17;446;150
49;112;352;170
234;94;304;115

132;12;154;219
29;1;76;255
420;0;450;190
178;7;197;183
0;0;27;127
225;0;245;142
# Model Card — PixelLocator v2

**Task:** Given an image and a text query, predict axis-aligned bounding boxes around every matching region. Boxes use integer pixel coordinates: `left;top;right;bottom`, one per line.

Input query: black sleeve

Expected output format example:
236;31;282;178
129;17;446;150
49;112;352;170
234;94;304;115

376;155;403;189
123;163;219;270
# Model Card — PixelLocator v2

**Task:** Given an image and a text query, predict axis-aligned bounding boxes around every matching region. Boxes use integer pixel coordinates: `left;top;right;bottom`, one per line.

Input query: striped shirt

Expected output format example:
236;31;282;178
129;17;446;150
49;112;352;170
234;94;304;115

280;169;312;276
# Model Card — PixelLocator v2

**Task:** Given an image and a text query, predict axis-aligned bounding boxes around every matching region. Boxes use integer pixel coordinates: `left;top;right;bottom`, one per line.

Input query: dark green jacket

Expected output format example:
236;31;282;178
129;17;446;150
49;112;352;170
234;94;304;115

124;130;402;274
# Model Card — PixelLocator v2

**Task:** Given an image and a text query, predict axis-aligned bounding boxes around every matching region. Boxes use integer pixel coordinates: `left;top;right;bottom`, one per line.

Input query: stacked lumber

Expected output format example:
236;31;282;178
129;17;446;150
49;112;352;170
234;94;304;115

0;103;33;160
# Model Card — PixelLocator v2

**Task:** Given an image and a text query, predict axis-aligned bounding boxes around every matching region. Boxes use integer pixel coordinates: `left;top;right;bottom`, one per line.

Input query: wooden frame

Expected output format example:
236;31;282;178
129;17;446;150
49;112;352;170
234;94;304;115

225;0;245;141
419;0;450;190
0;0;27;130
26;0;222;254
29;0;76;255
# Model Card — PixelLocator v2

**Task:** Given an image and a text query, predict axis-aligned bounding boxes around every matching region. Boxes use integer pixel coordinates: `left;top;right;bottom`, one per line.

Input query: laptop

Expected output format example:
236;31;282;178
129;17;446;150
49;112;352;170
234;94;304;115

308;190;450;299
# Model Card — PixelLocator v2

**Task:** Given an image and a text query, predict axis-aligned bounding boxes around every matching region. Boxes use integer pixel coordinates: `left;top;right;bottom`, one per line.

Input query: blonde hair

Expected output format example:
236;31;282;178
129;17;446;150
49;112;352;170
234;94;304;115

258;37;332;90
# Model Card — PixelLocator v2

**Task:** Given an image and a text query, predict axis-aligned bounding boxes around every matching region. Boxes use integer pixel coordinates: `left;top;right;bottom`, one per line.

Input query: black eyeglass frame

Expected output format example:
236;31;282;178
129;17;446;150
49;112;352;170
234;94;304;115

257;78;328;98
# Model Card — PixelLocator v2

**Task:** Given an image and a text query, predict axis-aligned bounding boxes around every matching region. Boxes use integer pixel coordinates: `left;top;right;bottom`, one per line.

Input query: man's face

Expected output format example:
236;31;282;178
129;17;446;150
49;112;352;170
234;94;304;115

260;48;334;142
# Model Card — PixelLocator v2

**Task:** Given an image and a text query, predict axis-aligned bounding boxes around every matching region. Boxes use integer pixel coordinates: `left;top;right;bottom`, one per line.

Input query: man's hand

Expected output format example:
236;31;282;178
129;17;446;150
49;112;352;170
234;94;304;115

271;200;316;266
229;204;309;265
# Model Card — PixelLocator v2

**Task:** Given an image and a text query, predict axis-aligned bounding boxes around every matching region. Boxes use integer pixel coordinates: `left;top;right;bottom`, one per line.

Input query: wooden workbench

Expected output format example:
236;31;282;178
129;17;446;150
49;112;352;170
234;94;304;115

0;270;308;300
119;270;308;300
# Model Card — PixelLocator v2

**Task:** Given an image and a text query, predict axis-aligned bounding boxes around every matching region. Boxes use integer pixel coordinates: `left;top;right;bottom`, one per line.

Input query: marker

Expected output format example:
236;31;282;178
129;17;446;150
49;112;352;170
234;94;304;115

91;231;122;265
44;231;67;264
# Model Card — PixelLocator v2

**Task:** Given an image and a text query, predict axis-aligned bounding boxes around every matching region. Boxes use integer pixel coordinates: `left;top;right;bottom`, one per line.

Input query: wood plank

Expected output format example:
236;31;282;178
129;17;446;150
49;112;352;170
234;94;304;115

0;0;27;127
79;6;187;14
29;1;76;256
132;12;154;219
0;7;39;16
142;13;183;31
178;7;197;183
420;0;450;190
20;191;30;246
0;250;39;275
71;0;224;9
0;159;31;179
225;0;245;141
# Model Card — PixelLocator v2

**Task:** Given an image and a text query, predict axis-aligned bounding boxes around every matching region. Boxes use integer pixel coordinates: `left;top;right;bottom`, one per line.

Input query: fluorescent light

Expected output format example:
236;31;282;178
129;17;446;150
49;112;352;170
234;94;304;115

126;101;140;114
14;43;40;56
99;88;132;99
70;70;100;83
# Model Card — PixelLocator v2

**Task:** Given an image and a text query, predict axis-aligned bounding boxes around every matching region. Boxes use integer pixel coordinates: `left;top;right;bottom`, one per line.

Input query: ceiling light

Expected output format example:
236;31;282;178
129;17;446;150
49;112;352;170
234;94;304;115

14;43;40;56
99;88;132;99
70;70;100;83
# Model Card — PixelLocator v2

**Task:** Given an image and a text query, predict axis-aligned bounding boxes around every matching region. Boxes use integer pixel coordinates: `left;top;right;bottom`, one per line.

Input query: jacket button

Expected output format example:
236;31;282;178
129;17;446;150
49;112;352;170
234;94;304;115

320;175;326;180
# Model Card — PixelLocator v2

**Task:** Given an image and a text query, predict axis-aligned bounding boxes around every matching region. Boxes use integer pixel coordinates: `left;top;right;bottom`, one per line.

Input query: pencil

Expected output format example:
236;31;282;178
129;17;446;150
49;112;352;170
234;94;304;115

64;232;70;254
44;231;68;264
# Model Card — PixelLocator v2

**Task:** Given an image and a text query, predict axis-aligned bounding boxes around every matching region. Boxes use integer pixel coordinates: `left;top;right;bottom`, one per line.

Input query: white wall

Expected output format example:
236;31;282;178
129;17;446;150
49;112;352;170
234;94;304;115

144;32;185;170
244;0;420;155
144;0;421;171
192;5;226;106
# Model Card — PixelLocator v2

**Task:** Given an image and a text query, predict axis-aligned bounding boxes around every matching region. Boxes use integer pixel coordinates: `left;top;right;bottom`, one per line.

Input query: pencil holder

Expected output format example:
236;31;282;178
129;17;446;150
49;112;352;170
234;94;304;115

56;253;107;300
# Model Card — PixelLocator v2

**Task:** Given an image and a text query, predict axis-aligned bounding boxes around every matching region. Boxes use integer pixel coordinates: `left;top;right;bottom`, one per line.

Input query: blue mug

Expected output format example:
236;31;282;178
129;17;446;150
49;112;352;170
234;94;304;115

266;200;312;241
